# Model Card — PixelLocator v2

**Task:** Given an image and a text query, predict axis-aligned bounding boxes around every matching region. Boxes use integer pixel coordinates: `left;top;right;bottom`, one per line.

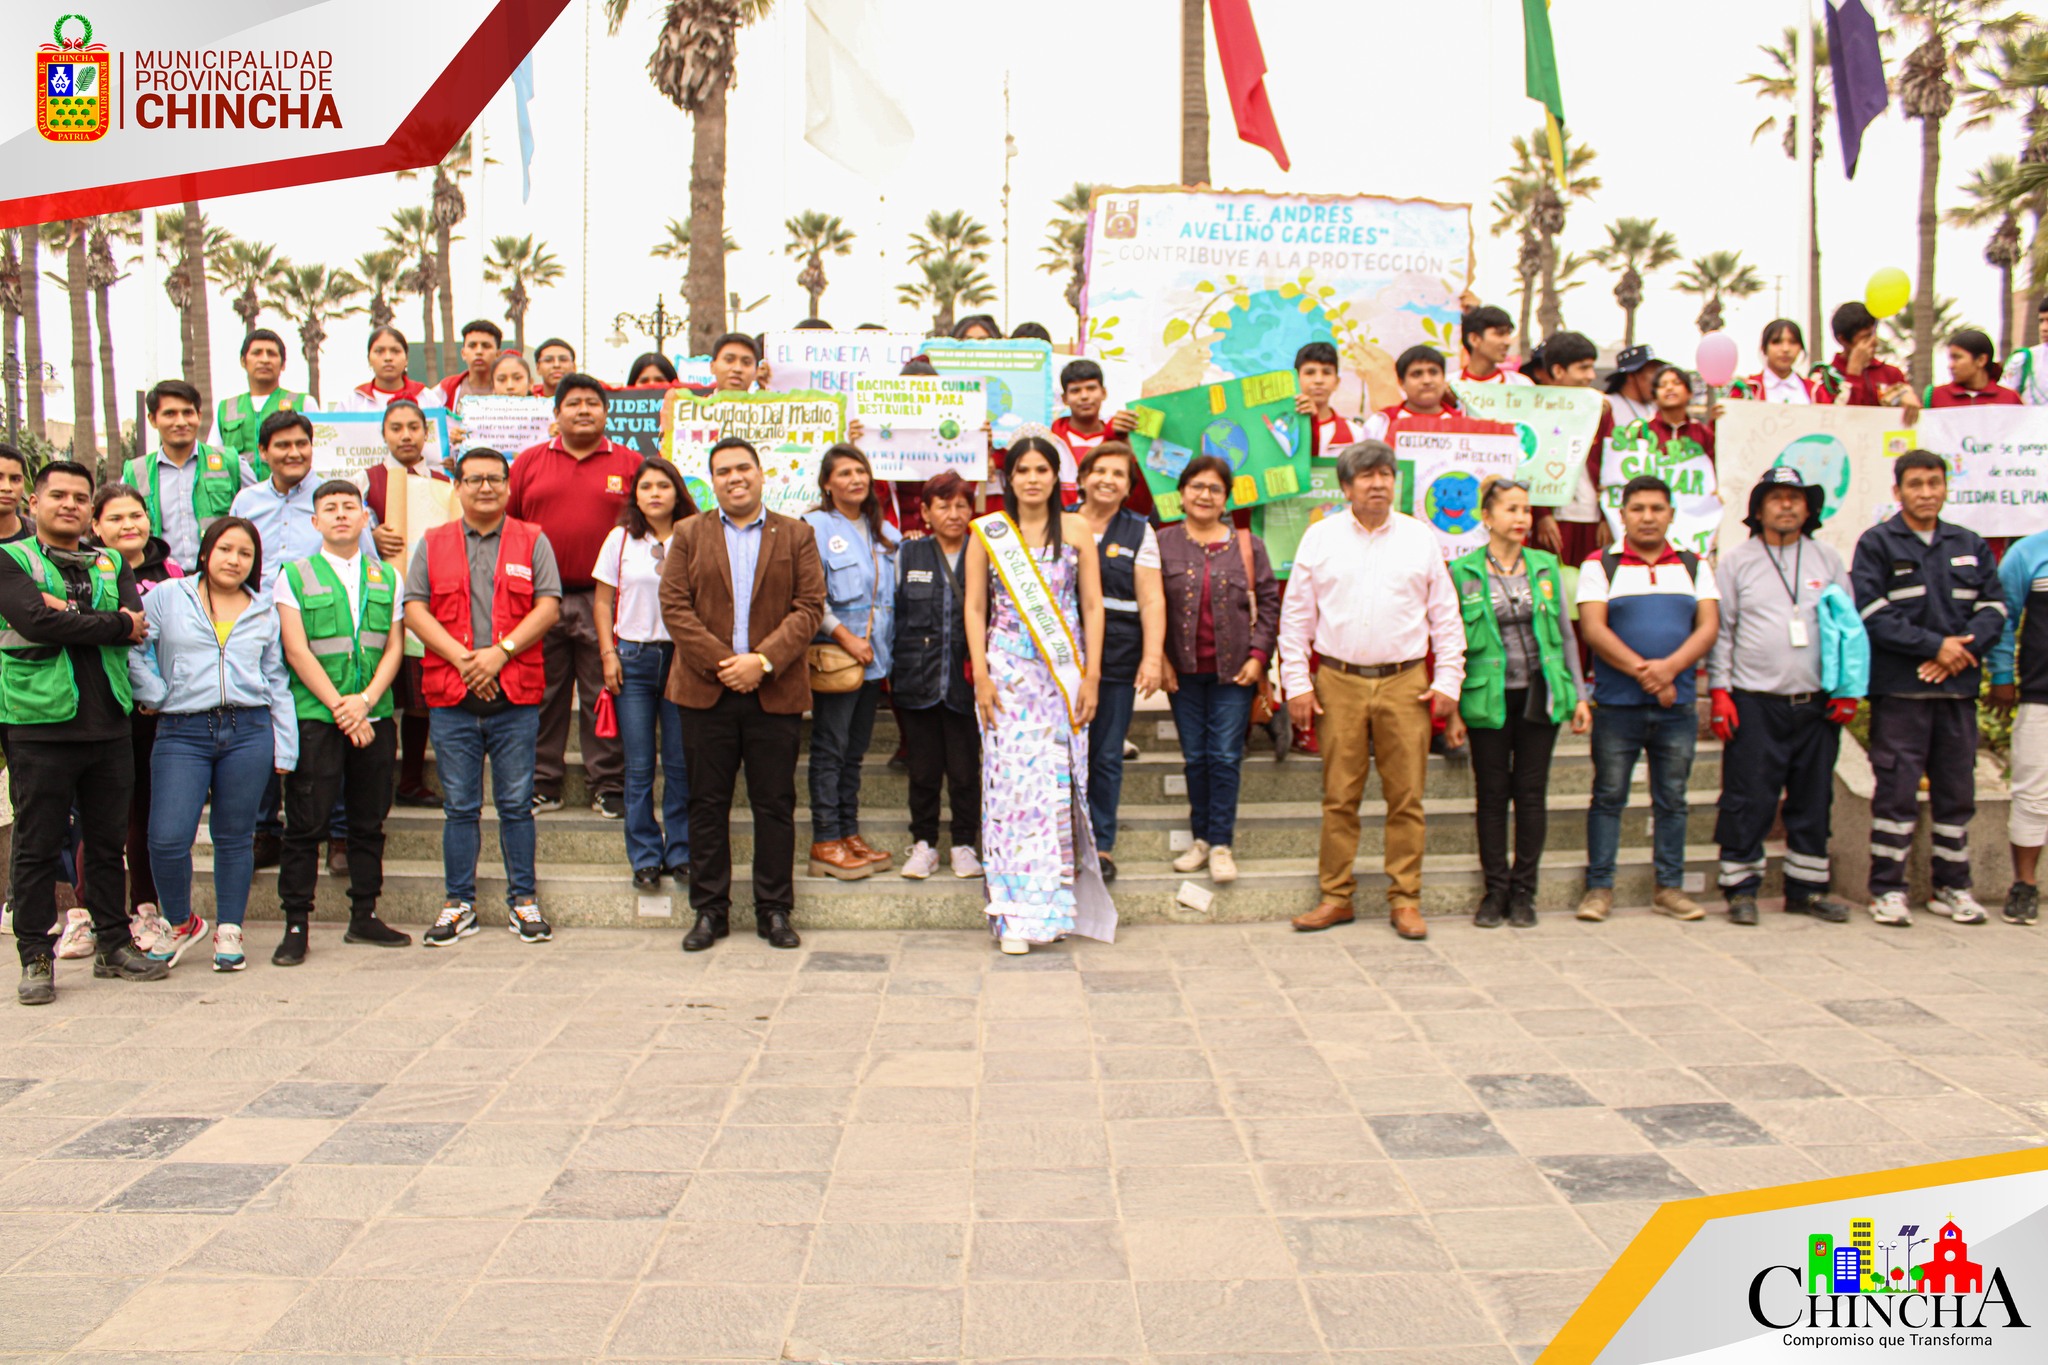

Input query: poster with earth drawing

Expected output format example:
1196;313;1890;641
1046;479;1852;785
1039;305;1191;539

1715;403;1915;564
1081;188;1473;422
1390;418;1524;559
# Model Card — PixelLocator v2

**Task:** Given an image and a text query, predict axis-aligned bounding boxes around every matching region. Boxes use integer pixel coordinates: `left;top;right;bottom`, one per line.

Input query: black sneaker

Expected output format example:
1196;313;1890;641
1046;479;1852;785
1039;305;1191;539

1507;895;1537;929
423;900;478;947
2004;882;2040;926
272;918;309;967
1726;896;1759;926
18;958;55;1006
1786;895;1853;924
1473;890;1506;929
344;915;413;948
592;793;624;820
508;901;552;943
93;943;169;981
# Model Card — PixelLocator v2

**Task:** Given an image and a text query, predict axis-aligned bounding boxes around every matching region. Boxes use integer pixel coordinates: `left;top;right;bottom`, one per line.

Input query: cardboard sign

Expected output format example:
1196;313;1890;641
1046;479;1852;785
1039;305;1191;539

1916;406;2048;538
919;337;1056;439
1127;370;1306;520
1715;404;1915;563
1450;381;1605;506
1392;417;1525;558
853;376;988;480
309;411;449;483
1601;422;1723;557
762;330;926;396
662;389;846;516
456;395;554;458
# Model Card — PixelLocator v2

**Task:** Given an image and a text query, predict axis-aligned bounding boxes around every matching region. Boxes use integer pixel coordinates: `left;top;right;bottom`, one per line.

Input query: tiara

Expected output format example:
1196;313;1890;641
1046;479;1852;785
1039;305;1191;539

1004;420;1056;449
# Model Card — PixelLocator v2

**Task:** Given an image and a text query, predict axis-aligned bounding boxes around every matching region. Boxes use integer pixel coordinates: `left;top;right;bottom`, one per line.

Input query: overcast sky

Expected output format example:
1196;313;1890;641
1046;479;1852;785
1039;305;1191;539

29;0;2038;414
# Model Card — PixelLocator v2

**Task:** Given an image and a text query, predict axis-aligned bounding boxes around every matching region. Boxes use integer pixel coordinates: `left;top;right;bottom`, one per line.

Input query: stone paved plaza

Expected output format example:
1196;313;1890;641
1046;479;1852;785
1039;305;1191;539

2;906;2047;1363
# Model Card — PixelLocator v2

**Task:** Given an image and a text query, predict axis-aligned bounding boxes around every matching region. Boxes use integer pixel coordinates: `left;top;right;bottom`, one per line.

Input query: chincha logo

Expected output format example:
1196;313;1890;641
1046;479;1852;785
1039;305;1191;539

1746;1216;2031;1349
36;14;109;143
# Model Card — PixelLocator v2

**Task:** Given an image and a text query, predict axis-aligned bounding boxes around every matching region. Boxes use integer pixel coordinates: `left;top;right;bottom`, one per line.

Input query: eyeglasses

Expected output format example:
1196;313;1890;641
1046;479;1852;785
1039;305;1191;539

1183;482;1228;497
1490;478;1530;493
460;474;508;488
650;540;666;564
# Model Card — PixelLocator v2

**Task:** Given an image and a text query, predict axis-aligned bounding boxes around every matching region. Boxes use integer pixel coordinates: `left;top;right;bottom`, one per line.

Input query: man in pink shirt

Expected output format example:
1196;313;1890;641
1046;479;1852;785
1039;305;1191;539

1278;440;1466;941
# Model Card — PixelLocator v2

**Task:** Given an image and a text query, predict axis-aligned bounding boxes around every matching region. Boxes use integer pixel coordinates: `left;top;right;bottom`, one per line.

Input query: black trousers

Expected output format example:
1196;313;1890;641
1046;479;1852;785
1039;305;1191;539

279;718;396;919
6;734;133;964
680;690;802;920
901;702;981;850
1867;695;1978;896
1465;689;1560;903
1714;691;1839;900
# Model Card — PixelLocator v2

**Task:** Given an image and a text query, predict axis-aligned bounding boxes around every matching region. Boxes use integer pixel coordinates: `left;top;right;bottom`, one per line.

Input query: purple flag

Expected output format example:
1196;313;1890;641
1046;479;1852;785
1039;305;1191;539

1826;0;1888;179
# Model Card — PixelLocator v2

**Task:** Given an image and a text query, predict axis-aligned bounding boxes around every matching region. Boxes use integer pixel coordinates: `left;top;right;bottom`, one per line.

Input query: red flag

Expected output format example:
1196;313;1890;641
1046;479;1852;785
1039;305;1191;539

1209;0;1290;172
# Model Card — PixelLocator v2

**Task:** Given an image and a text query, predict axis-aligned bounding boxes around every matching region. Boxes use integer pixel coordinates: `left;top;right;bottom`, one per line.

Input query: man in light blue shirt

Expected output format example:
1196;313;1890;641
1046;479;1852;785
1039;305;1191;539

228;412;375;592
122;379;256;569
721;506;765;655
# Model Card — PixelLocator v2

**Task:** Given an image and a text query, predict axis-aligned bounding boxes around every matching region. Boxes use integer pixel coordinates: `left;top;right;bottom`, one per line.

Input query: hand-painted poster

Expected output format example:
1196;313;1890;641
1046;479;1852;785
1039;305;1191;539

1915;407;2048;539
606;384;678;463
1390;418;1523;559
309;411;439;482
1125;370;1305;521
1450;381;1604;505
919;338;1056;445
456;395;553;458
661;389;846;516
1081;188;1472;421
762;330;927;397
853;376;988;481
1253;466;1344;580
1600;422;1723;557
1715;404;1915;563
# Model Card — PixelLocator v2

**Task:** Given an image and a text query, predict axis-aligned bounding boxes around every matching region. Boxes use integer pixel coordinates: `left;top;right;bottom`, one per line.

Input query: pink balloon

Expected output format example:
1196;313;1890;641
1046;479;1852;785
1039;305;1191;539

1696;332;1740;388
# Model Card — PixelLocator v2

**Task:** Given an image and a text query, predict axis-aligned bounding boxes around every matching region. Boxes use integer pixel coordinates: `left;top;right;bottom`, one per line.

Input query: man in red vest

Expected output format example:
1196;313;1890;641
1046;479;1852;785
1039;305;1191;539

401;448;563;949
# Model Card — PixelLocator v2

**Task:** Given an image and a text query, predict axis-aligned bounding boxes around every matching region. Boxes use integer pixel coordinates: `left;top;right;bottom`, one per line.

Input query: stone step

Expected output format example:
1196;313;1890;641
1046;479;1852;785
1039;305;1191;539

374;791;1726;865
190;841;1780;928
428;740;1728;811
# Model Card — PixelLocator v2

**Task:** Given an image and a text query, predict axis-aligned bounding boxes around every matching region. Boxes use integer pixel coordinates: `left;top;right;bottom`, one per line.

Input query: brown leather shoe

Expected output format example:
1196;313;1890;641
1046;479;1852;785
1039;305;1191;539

844;833;893;866
1390;903;1428;940
807;839;874;881
1291;901;1355;932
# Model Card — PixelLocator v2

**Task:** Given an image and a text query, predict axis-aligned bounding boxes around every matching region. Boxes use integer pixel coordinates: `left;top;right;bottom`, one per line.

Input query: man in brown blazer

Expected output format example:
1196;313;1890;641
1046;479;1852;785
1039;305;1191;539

661;435;826;950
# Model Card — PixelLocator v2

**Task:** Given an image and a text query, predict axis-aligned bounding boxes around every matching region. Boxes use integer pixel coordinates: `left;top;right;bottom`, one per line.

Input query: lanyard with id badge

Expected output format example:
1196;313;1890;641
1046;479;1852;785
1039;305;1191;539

1766;540;1810;648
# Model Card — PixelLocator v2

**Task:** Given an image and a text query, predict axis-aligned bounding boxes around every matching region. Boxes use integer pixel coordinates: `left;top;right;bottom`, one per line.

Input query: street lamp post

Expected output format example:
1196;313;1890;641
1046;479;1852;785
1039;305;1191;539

610;294;677;354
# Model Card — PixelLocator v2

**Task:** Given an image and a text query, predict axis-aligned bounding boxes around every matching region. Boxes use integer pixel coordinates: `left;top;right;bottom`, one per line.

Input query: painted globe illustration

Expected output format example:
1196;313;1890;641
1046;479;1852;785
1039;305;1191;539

1773;434;1851;521
1422;471;1482;536
1515;423;1539;459
939;418;962;441
1202;418;1251;471
983;376;1014;419
684;475;715;511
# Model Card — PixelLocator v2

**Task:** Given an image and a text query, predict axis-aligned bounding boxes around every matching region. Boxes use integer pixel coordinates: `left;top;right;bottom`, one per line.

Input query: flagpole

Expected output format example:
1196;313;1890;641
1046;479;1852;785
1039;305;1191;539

1796;0;1817;347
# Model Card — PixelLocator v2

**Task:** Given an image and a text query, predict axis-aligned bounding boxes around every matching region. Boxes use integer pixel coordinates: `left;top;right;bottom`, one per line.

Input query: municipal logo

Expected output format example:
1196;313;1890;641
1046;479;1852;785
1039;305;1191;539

1749;1214;2029;1346
36;14;109;143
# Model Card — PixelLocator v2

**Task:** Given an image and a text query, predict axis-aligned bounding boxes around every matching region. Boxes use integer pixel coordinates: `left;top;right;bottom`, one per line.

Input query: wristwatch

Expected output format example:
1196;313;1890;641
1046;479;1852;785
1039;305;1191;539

497;636;520;656
757;653;773;674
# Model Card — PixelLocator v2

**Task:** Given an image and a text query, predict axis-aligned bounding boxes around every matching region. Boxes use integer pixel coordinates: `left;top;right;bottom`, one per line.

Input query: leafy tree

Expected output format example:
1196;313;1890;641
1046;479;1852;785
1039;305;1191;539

1038;183;1095;334
782;211;855;319
1741;21;1833;347
1492;127;1600;349
273;264;365;403
482;234;564;352
1676;251;1766;335
1587;217;1681;347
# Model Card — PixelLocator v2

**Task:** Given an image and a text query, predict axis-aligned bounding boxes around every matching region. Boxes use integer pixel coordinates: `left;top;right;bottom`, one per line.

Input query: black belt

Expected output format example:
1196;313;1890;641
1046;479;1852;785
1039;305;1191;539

1319;656;1423;680
1734;688;1821;706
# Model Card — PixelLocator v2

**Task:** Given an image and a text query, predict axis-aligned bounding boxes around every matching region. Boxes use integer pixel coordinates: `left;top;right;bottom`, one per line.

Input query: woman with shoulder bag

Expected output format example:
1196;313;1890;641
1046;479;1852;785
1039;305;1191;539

804;444;900;880
596;457;699;892
1157;456;1280;885
1441;477;1592;929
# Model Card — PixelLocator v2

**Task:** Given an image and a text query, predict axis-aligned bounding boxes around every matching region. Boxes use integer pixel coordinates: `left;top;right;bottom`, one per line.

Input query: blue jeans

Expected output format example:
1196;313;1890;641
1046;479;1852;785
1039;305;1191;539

1587;703;1697;889
1086;679;1138;852
1167;675;1256;847
616;640;690;871
808;679;881;843
430;704;540;907
150;707;275;928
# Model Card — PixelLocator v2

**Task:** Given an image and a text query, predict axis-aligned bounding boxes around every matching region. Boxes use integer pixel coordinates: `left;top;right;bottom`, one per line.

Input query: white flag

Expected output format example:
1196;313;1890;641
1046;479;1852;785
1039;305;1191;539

804;0;913;181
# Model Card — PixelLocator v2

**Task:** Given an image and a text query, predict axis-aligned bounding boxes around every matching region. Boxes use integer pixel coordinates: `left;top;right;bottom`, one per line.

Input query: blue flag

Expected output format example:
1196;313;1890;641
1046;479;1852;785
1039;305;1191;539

1826;0;1888;179
512;55;535;203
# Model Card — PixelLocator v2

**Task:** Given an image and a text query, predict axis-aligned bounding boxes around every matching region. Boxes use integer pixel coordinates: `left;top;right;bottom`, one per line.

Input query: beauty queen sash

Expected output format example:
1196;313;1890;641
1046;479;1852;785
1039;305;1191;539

973;511;1085;729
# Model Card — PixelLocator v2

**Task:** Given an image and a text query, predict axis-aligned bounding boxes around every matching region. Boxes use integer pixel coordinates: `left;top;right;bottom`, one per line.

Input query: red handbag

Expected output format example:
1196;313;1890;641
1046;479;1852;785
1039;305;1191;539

593;687;618;739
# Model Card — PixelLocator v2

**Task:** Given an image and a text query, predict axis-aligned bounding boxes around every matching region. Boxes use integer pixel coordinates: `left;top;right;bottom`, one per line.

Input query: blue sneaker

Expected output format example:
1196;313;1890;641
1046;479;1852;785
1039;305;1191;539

211;923;247;972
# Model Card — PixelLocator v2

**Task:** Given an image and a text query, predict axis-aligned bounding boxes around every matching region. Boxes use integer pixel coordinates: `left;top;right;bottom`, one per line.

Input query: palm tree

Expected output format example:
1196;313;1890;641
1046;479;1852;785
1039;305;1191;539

180;200;218;437
17;225;48;438
0;231;20;434
482;234;564;353
273;265;365;404
1493;126;1601;347
1885;293;1970;380
651;218;740;299
382;206;438;376
397;133;474;377
1676;251;1767;335
782;211;855;319
1891;0;2025;389
89;214;138;460
154;208;227;413
1038;182;1095;335
209;239;292;334
1741;22;1833;348
909;210;993;273
605;0;775;355
1946;155;2028;355
354;248;407;331
47;222;97;465
1587;218;1681;348
899;257;996;336
1552;251;1595;333
1962;29;2048;347
1181;0;1208;185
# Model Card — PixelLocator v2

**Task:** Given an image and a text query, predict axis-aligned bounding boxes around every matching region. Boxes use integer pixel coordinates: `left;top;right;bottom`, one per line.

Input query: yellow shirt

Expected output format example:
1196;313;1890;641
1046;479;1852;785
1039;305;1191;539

213;619;233;646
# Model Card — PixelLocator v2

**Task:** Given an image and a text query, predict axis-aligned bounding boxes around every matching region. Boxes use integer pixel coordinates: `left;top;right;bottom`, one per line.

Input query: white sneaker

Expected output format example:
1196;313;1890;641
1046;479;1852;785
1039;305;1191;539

950;846;984;879
130;903;159;953
1172;838;1211;874
211;923;247;972
900;841;940;880
0;900;11;936
54;907;96;960
1928;886;1989;925
1869;891;1913;928
1122;739;1140;761
999;936;1030;955
1208;845;1239;885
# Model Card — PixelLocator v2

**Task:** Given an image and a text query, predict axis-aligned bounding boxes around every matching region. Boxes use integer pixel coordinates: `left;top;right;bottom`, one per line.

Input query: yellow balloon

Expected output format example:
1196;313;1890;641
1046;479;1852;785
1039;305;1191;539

1866;267;1912;320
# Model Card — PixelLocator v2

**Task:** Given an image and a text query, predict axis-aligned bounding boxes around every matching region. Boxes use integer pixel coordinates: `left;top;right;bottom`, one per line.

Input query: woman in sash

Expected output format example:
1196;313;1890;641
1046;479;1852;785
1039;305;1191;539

964;433;1112;954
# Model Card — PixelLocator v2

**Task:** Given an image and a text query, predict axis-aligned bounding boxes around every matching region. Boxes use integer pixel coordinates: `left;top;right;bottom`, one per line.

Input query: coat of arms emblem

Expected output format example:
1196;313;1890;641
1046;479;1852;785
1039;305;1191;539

36;15;109;143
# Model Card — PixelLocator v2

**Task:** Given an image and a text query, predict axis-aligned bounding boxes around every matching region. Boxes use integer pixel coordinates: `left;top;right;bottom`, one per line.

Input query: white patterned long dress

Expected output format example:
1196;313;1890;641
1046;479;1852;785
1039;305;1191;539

980;543;1117;943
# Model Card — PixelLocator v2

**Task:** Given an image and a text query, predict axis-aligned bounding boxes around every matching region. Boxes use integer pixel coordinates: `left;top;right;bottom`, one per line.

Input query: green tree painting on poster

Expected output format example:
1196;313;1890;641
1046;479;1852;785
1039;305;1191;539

1126;370;1306;521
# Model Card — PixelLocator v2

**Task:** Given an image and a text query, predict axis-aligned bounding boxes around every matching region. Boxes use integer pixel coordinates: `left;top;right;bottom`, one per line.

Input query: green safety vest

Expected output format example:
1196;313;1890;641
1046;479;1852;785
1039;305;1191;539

1446;546;1577;731
217;389;306;478
124;448;242;547
0;539;135;725
281;553;396;724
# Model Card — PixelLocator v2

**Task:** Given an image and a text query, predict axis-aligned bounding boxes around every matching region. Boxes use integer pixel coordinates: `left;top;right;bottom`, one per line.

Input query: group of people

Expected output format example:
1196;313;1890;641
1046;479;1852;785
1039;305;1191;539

6;293;2048;1004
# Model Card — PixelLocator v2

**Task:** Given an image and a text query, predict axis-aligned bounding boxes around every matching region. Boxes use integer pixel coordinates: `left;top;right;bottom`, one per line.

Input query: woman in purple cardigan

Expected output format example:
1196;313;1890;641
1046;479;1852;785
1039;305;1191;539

1157;455;1281;885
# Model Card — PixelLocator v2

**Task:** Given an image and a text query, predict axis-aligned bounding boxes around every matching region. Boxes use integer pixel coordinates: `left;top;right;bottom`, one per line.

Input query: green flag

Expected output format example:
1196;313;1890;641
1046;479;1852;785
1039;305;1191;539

1523;0;1567;185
